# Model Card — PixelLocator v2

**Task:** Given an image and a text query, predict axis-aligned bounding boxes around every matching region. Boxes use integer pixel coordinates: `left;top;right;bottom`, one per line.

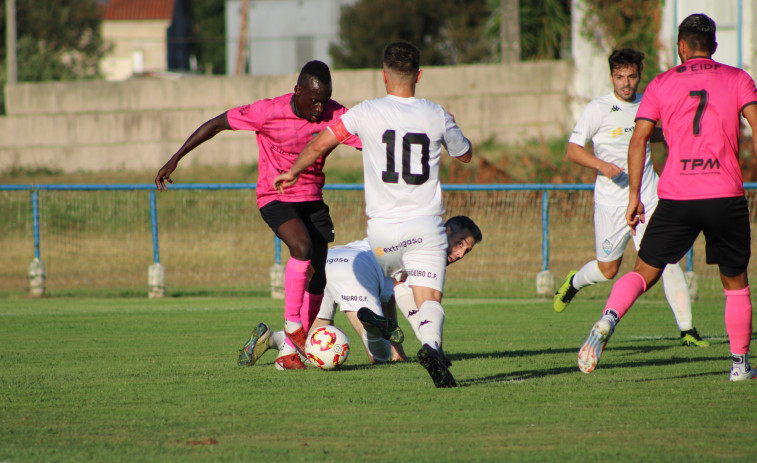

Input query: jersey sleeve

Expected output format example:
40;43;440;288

226;101;268;131
635;80;661;123
329;104;362;149
441;109;471;157
337;102;365;139
568;100;600;147
737;70;757;112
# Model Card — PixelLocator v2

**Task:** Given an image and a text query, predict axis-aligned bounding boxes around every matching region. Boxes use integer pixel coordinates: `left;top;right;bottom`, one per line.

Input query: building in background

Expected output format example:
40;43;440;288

225;0;356;76
571;0;756;118
99;0;193;81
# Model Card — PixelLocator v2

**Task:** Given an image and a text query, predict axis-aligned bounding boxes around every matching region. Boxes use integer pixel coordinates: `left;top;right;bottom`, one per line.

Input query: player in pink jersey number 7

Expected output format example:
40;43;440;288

577;14;757;381
155;61;362;370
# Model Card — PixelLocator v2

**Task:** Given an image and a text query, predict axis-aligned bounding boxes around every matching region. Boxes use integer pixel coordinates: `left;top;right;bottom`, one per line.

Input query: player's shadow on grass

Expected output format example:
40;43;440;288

459;354;720;386
447;341;687;362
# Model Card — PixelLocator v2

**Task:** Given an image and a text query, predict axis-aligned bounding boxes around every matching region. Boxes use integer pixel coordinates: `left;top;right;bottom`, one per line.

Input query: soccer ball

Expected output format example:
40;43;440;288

305;325;350;370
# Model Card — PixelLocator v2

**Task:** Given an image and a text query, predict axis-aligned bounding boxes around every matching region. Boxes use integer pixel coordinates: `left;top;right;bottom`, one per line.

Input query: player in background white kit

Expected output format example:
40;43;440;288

274;42;474;387
553;49;708;347
240;216;483;367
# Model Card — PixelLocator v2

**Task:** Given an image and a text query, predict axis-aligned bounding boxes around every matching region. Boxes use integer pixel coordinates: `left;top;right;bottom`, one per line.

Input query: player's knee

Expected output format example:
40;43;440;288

598;261;620;279
286;240;312;260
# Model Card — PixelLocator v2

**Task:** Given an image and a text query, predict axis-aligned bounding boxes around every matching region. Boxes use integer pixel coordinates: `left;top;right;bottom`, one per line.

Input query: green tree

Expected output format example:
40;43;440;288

330;0;495;68
485;0;571;61
189;0;226;75
0;0;109;113
580;0;664;87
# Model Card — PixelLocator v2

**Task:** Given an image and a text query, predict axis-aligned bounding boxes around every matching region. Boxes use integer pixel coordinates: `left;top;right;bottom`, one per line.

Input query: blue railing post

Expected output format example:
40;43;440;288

148;190;165;298
150;190;160;264
28;189;46;296
541;190;549;271
685;247;693;272
275;237;282;265
31;190;40;260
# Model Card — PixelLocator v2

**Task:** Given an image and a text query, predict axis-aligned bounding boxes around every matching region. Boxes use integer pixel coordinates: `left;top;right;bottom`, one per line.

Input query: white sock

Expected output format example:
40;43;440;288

394;282;422;342
277;340;297;358
271;330;286;350
284;320;302;334
572;260;610;290
362;330;391;363
417;300;445;351
662;263;693;331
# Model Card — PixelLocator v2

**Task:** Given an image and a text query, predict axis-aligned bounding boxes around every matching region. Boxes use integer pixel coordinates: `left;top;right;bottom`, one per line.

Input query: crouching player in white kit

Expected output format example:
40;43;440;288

239;216;483;367
274;42;473;387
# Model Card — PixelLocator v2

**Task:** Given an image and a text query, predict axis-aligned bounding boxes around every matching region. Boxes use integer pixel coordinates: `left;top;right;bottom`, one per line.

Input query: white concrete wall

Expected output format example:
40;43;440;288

0;61;572;173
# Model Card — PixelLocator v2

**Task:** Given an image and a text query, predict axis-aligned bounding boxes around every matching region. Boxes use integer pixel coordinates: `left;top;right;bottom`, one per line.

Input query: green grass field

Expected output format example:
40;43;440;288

1;296;755;462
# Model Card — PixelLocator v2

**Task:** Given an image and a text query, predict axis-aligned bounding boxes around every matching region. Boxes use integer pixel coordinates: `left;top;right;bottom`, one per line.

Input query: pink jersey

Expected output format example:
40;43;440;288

226;93;361;208
636;57;757;200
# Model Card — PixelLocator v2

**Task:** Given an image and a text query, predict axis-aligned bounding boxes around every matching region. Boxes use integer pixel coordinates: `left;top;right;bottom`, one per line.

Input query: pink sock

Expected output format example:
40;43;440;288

724;286;752;355
284;257;311;324
300;292;324;333
603;272;647;321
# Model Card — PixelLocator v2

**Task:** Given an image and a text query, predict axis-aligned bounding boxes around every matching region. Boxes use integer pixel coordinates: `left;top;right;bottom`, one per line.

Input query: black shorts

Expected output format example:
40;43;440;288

638;196;751;277
259;200;335;244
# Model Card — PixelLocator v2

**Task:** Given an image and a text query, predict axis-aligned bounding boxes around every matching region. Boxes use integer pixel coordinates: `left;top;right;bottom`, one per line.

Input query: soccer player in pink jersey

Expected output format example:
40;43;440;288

577;14;757;381
154;61;361;370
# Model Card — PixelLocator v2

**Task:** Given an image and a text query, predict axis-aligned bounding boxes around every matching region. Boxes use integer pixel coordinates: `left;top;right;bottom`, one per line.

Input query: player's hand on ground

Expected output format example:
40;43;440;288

273;172;299;194
155;161;177;191
625;198;645;235
599;161;625;180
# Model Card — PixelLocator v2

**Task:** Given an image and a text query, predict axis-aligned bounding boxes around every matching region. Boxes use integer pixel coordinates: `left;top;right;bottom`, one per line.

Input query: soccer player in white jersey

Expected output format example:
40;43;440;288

274;42;473;387
553;49;708;347
239;216;483;368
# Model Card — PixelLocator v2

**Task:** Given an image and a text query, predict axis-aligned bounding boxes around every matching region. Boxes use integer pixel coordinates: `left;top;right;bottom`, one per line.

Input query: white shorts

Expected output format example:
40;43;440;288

594;199;658;262
316;245;393;320
367;216;447;292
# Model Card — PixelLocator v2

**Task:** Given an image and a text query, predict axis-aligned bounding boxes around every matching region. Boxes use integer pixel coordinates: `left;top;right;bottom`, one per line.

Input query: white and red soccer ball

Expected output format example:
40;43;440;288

305;325;350;370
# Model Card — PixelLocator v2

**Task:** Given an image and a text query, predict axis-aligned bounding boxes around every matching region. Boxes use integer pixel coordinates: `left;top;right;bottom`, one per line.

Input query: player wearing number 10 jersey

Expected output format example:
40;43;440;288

577;13;757;381
274;41;475;387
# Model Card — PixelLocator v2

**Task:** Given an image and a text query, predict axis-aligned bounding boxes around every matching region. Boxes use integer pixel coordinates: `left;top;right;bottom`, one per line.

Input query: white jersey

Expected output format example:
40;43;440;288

318;238;395;319
337;95;471;220
568;92;658;207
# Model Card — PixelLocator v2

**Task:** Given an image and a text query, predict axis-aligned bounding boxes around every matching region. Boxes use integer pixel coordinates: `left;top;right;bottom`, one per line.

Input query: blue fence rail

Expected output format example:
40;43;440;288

6;183;594;272
5;182;753;295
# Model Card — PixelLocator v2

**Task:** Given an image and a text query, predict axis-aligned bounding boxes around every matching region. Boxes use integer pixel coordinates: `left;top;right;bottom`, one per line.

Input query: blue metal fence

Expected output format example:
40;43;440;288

5;182;755;295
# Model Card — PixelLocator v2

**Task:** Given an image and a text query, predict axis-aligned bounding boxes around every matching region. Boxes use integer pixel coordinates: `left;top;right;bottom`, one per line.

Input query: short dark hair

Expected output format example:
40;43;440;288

678;13;717;55
298;60;331;87
383;42;420;77
608;49;645;74
445;216;482;244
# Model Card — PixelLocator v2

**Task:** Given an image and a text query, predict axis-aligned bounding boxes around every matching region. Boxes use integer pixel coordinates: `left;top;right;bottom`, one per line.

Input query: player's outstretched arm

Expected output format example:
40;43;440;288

566;142;624;179
273;128;340;193
155;113;230;191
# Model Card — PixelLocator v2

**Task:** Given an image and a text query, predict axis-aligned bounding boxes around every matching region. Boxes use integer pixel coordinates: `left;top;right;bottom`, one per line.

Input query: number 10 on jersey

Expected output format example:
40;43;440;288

381;130;431;185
